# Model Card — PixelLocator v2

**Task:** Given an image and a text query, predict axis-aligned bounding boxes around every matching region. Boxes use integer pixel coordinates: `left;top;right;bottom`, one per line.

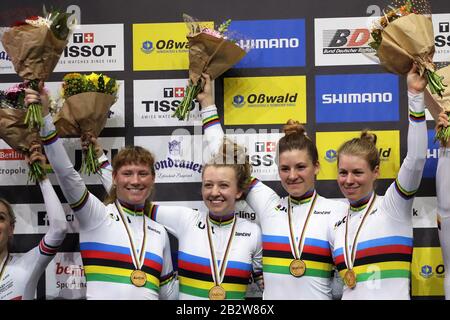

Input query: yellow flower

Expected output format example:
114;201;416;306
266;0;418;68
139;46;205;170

85;72;101;86
63;73;82;81
102;74;111;86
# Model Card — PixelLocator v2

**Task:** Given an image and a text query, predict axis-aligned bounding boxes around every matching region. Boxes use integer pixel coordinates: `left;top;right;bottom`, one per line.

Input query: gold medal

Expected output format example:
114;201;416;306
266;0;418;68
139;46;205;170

289;259;306;277
344;269;357;289
209;285;226;300
130;269;147;287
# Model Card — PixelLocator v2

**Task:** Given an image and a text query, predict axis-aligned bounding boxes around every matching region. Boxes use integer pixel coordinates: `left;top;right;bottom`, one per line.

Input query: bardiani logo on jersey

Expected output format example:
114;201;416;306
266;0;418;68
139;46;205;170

133;21;214;71
224;76;306;125
314;17;377;66
55;24;124;72
134;79;205;127
228;19;305;68
432;14;450;62
316;130;399;180
424;129;440;178
316;74;399;123
135;135;204;183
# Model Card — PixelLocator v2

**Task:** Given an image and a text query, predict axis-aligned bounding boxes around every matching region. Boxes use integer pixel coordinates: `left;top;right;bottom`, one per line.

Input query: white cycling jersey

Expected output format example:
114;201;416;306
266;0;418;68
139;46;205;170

40;114;176;300
201;105;348;300
0;179;66;300
331;92;427;300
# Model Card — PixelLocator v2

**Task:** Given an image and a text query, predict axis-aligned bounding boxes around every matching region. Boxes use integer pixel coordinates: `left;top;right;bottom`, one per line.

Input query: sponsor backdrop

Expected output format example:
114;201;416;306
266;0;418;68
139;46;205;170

0;0;449;300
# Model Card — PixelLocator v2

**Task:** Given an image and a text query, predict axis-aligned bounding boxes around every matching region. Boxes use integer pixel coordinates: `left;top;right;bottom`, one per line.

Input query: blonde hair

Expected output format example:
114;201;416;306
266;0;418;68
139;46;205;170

204;139;252;199
277;119;318;165
337;130;380;170
104;146;156;205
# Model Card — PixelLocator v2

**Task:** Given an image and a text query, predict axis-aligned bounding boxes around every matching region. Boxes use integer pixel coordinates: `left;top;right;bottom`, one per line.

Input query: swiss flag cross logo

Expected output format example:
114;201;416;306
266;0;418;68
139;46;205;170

84;33;94;43
175;87;185;97
266;142;276;152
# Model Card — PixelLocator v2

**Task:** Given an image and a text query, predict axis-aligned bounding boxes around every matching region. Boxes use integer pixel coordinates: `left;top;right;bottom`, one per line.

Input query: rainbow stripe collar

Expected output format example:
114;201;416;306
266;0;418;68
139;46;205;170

349;192;374;212
208;212;235;226
289;189;315;206
117;199;145;216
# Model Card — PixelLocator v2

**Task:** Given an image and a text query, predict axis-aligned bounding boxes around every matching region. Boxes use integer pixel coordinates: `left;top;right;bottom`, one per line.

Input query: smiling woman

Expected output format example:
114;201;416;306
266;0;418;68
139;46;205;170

24;87;176;300
332;64;428;300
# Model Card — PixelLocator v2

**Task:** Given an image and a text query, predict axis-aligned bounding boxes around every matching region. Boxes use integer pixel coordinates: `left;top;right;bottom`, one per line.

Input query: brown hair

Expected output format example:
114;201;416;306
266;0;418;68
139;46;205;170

104;146;156;205
337;130;380;170
277;119;318;165
204;139;252;200
0;198;15;227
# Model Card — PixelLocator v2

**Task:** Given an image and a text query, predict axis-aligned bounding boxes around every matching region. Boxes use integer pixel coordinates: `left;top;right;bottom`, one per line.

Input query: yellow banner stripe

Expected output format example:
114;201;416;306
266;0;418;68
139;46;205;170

84;265;160;286
178;276;247;292
263;257;332;271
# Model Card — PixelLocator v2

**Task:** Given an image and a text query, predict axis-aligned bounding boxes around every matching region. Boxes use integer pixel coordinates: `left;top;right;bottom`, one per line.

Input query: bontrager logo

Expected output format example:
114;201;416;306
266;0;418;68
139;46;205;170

238;38;299;50
235;232;251;237
322;92;393;104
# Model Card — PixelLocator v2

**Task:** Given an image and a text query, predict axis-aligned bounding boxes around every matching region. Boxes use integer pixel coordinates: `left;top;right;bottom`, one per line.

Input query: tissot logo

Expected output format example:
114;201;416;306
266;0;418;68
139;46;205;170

439;22;449;33
255;141;276;153
56;24;124;72
134;79;203;126
164;87;185;98
73;33;95;43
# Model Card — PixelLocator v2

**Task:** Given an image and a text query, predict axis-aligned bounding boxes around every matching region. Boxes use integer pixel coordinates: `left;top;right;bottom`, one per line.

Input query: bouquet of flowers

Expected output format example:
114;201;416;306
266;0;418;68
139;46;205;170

424;63;450;144
172;14;247;120
0;83;45;183
54;72;119;175
1;6;74;130
368;0;446;97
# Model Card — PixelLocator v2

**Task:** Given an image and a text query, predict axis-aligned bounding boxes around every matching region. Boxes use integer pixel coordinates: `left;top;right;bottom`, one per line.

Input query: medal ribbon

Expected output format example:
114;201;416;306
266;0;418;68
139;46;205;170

344;194;377;271
0;253;9;283
206;215;237;287
115;200;147;271
287;192;318;261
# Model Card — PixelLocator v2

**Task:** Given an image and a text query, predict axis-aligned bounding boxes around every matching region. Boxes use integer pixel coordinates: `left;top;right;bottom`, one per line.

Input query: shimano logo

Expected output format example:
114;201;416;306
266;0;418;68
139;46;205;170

235;232;251;237
239;38;299;50
322;93;392;104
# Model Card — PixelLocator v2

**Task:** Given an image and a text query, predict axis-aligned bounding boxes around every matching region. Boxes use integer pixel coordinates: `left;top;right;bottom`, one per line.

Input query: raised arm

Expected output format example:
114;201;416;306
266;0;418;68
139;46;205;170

25;87;108;232
383;66;427;221
198;75;280;220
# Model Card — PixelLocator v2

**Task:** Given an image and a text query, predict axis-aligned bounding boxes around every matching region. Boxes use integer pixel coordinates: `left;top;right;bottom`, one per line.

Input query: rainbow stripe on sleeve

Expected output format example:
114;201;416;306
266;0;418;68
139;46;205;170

202;114;220;131
262;235;334;278
80;242;163;292
394;179;417;200
177;251;251;299
38;239;59;256
333;236;413;283
41;130;59;146
408;109;425;123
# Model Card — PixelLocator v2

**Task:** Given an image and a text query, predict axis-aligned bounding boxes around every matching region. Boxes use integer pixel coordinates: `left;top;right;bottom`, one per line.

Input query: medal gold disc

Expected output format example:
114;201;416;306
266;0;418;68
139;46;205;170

344;269;357;289
289;259;306;277
209;285;226;300
130;269;147;287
